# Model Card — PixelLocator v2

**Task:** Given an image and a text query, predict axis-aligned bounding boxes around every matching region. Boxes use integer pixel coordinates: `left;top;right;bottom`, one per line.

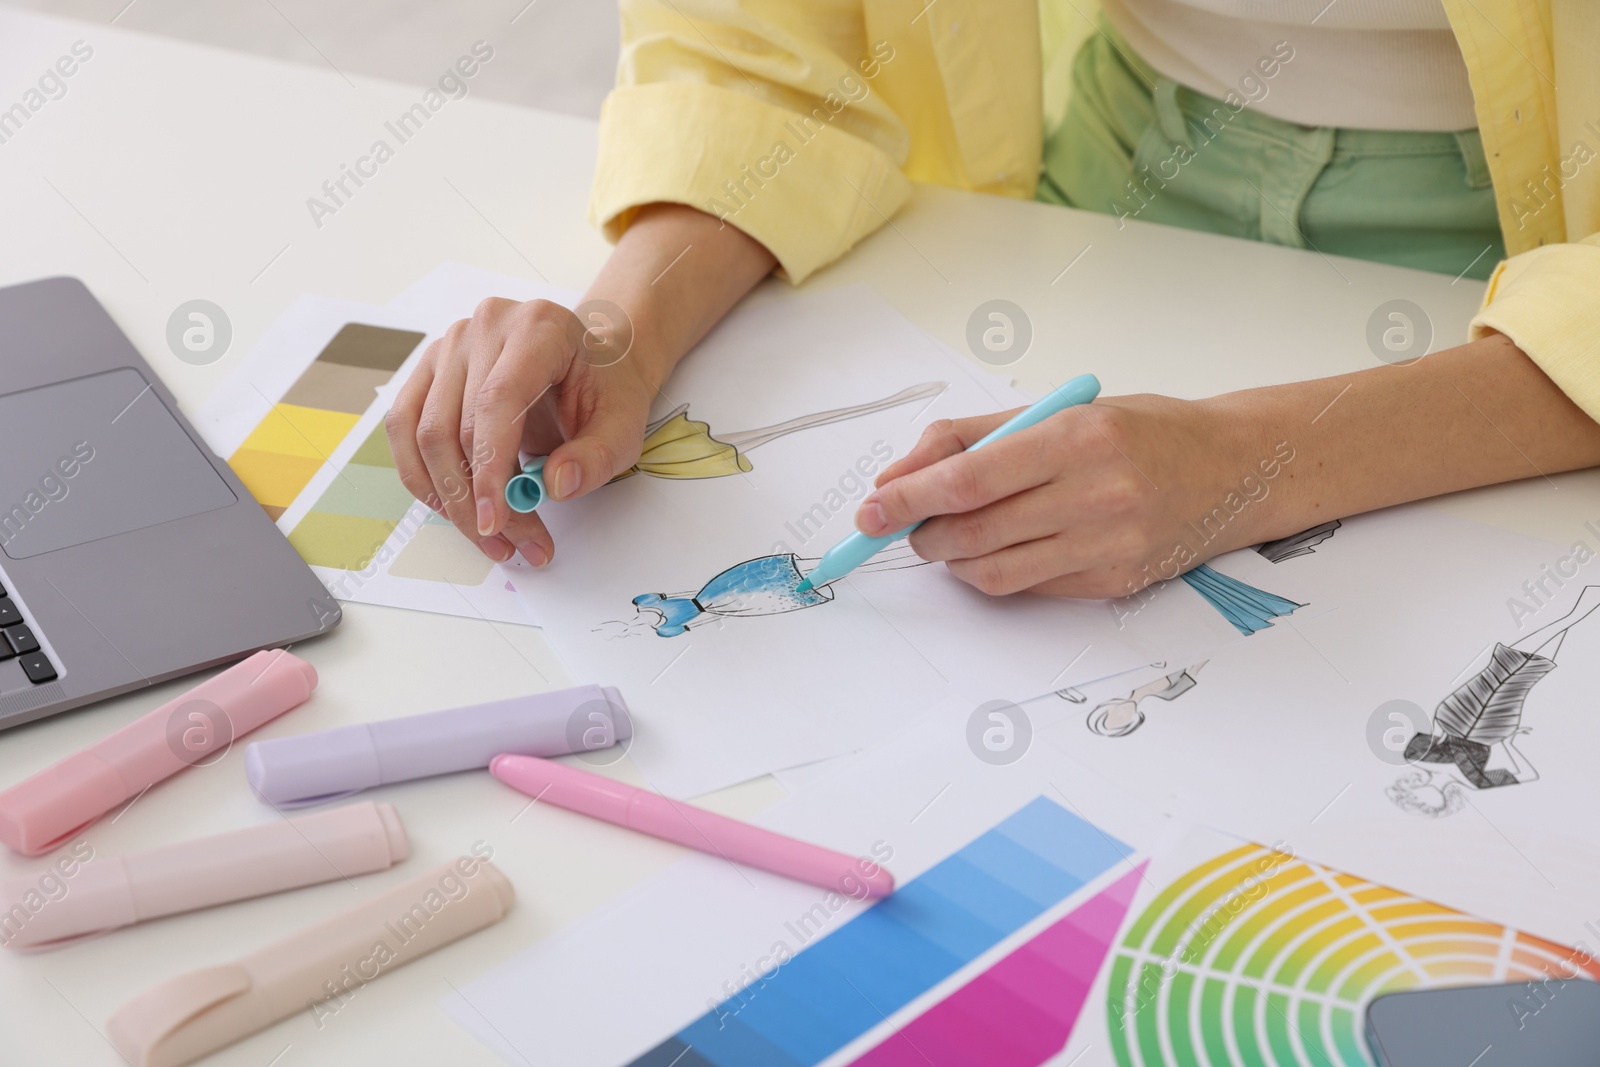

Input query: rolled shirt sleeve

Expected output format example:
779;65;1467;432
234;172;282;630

1471;233;1600;423
590;1;915;282
590;0;1043;281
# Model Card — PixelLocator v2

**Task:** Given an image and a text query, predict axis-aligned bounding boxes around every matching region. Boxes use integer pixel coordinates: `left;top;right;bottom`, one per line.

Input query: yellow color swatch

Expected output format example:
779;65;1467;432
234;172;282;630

289;511;398;570
237;404;360;460
228;449;325;510
389;523;496;584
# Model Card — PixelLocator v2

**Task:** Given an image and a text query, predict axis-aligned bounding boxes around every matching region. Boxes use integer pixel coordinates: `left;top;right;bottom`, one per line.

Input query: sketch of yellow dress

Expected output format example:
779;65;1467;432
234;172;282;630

613;410;752;480
610;383;945;483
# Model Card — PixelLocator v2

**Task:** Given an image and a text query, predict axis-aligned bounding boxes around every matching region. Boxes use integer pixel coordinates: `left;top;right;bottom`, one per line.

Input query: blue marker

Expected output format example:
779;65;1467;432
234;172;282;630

795;373;1101;593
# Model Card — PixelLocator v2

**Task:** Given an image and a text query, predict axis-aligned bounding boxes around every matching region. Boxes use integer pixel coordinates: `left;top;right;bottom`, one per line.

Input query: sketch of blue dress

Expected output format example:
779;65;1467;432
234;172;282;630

1179;563;1302;636
633;554;833;637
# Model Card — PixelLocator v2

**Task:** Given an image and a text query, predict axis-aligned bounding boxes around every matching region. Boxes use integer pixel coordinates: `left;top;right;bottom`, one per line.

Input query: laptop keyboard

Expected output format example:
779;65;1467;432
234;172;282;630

0;586;56;684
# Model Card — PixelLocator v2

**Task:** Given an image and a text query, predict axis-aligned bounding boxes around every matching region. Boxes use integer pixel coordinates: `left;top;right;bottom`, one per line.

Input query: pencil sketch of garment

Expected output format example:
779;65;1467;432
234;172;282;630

1256;520;1341;563
632;547;926;637
1081;662;1208;737
1390;584;1599;817
634;555;829;637
1402;642;1555;788
610;383;946;482
1179;564;1303;635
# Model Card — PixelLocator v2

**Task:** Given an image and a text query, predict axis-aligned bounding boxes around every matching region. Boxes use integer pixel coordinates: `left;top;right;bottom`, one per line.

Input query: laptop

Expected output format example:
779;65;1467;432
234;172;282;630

0;277;341;730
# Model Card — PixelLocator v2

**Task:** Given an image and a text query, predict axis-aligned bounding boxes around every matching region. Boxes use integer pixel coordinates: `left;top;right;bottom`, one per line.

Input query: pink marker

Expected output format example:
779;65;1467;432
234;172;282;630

0;801;409;950
0;650;318;856
489;754;895;899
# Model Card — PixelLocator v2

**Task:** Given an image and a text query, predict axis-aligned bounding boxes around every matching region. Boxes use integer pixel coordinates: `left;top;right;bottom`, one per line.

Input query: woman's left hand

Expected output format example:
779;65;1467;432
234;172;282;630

856;394;1290;599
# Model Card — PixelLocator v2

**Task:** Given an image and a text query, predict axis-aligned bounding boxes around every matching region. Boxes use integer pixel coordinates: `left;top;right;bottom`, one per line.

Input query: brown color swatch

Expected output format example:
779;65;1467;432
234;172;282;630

315;323;426;372
282;360;392;415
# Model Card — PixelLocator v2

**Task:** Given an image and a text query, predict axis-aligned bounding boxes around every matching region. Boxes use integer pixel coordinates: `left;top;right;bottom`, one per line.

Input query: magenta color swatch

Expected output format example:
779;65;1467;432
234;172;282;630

846;863;1145;1066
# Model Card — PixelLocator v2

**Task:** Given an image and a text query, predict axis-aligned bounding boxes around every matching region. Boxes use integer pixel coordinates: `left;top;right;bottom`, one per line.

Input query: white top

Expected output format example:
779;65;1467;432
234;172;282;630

1100;0;1480;131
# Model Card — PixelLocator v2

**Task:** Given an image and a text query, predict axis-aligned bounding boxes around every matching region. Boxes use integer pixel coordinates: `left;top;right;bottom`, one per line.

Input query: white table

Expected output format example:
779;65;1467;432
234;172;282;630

2;9;1593;1066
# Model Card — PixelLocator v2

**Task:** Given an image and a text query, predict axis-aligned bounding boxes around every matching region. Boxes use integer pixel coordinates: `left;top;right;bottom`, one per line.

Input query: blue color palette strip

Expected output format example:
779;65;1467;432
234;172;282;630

623;796;1132;1067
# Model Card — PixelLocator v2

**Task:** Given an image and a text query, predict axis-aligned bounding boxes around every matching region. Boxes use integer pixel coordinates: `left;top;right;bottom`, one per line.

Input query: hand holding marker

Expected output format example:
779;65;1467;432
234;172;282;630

505;376;1101;535
797;373;1102;592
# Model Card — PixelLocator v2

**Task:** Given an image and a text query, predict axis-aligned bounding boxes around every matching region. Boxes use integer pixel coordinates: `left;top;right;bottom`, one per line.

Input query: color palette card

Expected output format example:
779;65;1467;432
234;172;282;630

442;693;1171;1066
631;799;1144;1067
1058;823;1600;1067
226;319;424;525
193;294;539;625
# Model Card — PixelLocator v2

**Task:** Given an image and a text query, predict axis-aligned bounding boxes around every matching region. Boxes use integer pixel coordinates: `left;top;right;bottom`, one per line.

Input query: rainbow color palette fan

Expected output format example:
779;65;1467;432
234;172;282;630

1105;841;1599;1067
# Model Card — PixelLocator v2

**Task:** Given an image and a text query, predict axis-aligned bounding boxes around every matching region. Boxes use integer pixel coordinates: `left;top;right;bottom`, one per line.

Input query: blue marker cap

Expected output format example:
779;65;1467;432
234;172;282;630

505;456;549;513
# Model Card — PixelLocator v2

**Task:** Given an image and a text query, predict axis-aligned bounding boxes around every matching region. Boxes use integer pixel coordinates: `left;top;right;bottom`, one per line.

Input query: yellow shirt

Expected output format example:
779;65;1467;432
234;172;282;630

590;0;1600;420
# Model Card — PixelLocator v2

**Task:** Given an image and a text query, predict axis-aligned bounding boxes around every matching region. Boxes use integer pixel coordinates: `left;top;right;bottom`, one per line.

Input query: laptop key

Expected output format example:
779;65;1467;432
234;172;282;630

5;625;40;655
19;652;57;684
0;598;19;627
0;635;13;661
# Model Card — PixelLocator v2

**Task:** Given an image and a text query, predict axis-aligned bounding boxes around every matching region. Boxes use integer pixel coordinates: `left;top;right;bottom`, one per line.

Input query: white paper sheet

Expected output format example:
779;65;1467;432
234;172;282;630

443;693;1170;1067
386;259;568;322
194;293;537;625
1041;504;1600;945
515;282;1272;795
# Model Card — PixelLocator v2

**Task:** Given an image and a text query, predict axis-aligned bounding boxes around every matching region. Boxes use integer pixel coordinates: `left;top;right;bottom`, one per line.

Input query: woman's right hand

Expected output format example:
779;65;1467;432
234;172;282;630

385;203;779;568
386;296;658;567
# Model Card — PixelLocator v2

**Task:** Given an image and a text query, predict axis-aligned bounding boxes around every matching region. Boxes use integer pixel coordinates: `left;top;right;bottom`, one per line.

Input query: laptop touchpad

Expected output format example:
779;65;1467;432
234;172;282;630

0;368;236;559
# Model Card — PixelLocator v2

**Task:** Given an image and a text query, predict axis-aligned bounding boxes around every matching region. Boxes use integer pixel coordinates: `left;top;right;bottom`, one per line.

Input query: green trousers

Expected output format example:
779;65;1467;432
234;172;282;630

1039;23;1504;280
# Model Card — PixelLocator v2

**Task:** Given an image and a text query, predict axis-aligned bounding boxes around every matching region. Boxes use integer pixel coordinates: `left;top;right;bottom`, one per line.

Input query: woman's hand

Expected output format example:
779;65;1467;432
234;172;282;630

386;300;659;566
385;300;656;566
857;395;1281;599
863;331;1600;600
385;204;778;566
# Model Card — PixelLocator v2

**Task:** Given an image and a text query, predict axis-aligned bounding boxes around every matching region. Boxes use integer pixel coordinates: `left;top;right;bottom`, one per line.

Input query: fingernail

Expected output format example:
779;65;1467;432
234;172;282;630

479;536;513;562
858;497;887;535
476;497;495;536
554;463;582;500
518;540;550;567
